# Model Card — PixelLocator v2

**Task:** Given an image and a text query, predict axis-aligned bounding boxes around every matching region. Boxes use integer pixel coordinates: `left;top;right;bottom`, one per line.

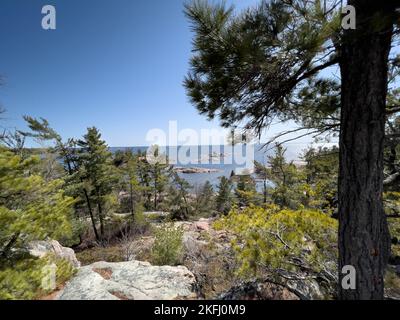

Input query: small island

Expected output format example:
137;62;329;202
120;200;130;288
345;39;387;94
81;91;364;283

173;166;222;174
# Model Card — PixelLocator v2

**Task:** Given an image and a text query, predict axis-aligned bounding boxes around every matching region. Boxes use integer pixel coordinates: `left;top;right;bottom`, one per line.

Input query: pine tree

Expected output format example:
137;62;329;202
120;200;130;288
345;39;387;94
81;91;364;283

148;146;171;211
263;145;303;209
114;150;144;218
0;147;74;259
216;176;234;215
234;175;258;207
184;0;400;298
301;146;338;212
21;117;91;245
77;127;116;242
194;181;216;217
136;147;171;211
166;173;193;220
254;161;269;204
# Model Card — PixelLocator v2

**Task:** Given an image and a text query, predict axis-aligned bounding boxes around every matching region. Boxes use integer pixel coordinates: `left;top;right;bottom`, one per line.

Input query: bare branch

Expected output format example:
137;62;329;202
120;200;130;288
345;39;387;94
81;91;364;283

384;172;400;186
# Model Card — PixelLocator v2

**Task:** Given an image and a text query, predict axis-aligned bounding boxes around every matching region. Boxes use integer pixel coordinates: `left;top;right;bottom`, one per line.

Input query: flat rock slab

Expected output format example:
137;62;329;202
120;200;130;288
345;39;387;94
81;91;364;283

57;260;197;300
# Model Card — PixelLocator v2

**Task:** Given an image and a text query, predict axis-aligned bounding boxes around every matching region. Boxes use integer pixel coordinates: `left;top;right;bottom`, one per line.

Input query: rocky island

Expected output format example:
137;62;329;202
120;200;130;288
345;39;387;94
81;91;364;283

173;166;221;174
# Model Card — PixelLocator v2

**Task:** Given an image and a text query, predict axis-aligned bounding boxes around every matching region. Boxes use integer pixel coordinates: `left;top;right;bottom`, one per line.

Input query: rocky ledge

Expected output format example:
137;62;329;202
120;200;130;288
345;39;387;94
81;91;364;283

56;260;198;300
27;240;81;268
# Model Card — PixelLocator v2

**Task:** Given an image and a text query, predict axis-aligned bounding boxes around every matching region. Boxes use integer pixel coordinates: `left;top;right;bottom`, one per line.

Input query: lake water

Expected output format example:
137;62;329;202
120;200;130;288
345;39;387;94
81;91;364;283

110;144;317;189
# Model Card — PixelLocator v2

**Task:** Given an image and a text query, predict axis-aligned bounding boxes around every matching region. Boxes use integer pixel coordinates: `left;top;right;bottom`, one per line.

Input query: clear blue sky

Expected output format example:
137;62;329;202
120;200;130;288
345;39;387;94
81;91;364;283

0;0;313;147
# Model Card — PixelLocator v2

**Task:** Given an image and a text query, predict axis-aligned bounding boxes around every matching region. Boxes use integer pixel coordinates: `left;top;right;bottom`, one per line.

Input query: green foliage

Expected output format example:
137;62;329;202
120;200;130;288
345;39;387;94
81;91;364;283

113;150;147;218
264;145;306;209
214;205;337;277
301;146;338;212
141;146;171;211
131;208;151;234
234;175;260;207
184;0;341;134
151;224;184;266
385;192;400;256
254;145;338;213
164;172;193;220
0;148;74;256
216;176;234;215
0;254;76;300
193;181;216;217
76;245;124;266
77;127;117;240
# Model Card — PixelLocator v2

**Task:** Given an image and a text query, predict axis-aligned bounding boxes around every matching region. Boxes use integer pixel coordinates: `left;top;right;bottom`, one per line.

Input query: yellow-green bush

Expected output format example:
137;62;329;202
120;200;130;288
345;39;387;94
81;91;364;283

385;192;400;256
76;245;124;265
214;205;338;277
151;224;183;266
0;148;75;256
0;254;76;300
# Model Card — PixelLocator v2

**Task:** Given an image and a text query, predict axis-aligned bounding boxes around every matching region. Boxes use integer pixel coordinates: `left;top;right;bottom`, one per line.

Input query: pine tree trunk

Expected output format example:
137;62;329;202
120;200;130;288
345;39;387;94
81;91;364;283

130;182;135;217
263;179;267;204
97;201;105;239
83;188;100;242
338;1;395;299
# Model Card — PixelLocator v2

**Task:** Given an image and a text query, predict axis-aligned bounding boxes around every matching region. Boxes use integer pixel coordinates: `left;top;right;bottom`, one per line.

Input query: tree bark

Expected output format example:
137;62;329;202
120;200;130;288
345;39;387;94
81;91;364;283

338;1;396;299
83;188;100;242
98;201;105;239
130;182;134;216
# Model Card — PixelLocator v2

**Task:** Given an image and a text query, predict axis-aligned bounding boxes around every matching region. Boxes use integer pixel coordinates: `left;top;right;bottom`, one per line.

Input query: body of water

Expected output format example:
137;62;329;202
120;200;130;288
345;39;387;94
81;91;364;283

110;143;325;188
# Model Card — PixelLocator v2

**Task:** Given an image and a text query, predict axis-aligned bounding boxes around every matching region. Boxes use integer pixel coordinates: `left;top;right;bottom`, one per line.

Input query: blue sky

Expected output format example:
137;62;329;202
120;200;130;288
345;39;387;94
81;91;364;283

0;0;318;147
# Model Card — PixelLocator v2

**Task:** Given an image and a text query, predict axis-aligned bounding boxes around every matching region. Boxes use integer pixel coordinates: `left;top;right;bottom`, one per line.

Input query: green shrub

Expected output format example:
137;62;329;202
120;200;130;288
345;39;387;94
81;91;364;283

132;209;151;234
76;245;124;265
151;224;183;266
0;254;76;300
214;205;338;277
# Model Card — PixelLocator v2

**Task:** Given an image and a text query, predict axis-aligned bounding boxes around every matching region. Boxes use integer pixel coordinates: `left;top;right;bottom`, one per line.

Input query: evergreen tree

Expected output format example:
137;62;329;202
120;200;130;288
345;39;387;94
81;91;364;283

194;181;216;217
254;161;269;204
184;0;400;298
21;117;89;245
234;174;258;207
136;147;171;211
135;150;153;210
77;127;116;242
22;116;80;176
166;173;193;220
216;176;234;215
0;147;74;259
302;146;339;212
114;150;144;218
265;145;303;209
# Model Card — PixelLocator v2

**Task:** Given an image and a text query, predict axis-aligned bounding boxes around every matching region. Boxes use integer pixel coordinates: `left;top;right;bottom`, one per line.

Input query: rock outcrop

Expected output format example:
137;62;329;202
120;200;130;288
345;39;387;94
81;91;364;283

56;260;198;300
27;240;81;268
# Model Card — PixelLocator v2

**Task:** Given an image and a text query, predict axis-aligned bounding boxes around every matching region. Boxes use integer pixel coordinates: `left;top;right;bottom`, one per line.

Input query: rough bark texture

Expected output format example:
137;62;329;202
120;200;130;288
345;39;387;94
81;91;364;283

83;188;100;241
338;1;396;299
